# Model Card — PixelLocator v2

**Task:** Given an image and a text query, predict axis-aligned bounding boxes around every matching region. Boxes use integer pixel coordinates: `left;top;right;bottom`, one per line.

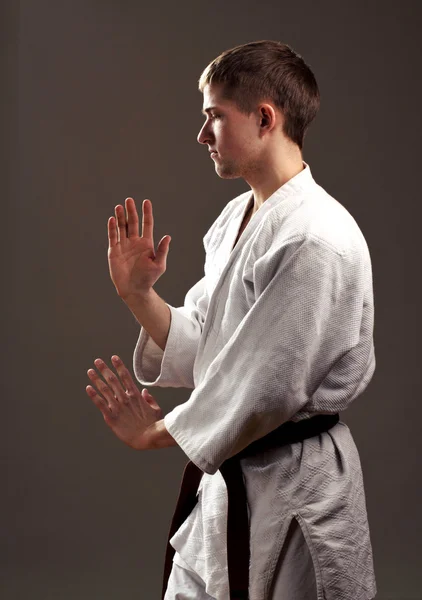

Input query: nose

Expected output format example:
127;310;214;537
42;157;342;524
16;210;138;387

197;121;212;145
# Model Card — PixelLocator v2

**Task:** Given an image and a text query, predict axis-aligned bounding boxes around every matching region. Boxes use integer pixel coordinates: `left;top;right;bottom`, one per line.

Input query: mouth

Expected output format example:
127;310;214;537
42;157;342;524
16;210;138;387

210;151;218;158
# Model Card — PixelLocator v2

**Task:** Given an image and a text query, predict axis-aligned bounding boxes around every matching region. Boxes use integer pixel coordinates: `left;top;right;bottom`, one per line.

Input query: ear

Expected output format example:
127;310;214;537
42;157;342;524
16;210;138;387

259;104;277;130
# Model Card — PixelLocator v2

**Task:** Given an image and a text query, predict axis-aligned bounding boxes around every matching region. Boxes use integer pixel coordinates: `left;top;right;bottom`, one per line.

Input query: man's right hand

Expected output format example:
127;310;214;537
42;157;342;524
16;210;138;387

107;198;171;300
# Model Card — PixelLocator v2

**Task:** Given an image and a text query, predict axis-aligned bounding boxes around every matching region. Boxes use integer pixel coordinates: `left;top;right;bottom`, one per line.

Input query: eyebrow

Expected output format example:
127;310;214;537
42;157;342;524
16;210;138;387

201;106;219;115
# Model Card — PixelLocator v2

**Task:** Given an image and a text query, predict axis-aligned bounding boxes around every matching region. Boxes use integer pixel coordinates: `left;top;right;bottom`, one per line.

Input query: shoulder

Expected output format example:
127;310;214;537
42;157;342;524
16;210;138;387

263;184;371;260
244;186;374;291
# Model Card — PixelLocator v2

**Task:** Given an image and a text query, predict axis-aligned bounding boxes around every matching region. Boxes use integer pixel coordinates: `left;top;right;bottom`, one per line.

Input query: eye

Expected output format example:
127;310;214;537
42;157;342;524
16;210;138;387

202;113;221;123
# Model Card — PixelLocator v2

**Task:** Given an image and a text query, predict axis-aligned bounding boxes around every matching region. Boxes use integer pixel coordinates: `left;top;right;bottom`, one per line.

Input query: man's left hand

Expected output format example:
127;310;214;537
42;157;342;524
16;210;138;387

86;355;163;450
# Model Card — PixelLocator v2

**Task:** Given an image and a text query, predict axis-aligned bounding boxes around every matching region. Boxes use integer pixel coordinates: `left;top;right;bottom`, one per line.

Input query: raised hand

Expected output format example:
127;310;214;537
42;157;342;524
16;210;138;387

86;355;163;450
107;198;171;300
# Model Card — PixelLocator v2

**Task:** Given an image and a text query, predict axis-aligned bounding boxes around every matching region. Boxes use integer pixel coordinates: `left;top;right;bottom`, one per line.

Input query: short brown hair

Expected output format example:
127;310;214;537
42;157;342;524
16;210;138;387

198;40;320;150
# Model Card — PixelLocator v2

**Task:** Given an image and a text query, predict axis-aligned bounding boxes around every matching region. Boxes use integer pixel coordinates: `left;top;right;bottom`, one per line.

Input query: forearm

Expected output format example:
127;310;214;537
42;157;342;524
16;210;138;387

123;288;171;352
146;419;178;449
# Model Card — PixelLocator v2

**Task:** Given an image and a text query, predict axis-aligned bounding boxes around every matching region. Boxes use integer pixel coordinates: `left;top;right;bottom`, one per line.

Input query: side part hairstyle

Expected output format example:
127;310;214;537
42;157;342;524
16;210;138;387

198;40;320;150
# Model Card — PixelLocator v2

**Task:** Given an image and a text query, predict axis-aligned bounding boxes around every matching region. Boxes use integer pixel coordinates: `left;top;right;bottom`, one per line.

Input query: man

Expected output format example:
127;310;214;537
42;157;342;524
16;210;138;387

86;40;377;599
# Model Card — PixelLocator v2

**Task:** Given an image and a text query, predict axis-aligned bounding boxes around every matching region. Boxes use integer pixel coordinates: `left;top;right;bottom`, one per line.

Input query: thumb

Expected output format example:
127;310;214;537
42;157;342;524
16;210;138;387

156;236;171;262
142;388;160;409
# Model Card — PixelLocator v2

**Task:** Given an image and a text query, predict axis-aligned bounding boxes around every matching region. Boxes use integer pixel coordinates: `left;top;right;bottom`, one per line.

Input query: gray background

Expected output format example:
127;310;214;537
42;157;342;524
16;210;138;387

2;1;421;599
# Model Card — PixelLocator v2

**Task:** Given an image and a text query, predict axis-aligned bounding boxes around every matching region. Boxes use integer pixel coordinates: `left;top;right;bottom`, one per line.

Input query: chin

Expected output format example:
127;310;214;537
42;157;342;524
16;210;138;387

215;163;241;180
219;173;242;180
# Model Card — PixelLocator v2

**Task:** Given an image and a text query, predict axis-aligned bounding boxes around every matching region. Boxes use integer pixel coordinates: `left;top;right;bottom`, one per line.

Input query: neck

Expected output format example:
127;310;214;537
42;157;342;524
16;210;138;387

247;151;304;211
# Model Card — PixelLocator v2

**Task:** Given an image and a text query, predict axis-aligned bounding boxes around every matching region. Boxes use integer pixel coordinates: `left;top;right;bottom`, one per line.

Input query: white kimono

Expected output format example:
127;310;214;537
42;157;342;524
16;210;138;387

133;161;377;600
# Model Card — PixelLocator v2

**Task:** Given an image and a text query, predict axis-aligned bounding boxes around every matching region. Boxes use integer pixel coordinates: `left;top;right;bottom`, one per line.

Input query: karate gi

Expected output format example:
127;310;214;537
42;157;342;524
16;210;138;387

133;161;377;600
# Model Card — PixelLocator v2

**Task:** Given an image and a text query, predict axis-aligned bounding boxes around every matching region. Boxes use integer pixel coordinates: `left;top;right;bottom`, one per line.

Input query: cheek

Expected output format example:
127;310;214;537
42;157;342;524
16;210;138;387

221;126;242;150
232;134;252;155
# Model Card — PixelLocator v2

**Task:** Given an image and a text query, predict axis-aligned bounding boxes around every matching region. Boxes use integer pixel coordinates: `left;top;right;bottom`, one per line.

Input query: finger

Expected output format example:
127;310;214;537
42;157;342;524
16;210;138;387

108;216;119;248
141;199;154;243
155;235;171;266
92;359;128;405
86;384;114;418
141;388;161;410
125;197;139;238
110;355;140;396
115;204;128;244
87;366;120;412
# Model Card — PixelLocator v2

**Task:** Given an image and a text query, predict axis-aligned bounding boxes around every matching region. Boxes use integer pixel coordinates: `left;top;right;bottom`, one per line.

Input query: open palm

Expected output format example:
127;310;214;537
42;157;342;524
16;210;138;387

108;198;171;299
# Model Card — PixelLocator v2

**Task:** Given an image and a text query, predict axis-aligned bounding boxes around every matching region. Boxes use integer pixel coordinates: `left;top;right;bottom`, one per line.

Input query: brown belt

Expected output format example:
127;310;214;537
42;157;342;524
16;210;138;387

161;413;340;599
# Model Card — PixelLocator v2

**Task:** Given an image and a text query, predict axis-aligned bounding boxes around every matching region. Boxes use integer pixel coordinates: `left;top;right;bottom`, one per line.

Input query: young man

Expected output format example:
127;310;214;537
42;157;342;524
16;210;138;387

86;41;377;599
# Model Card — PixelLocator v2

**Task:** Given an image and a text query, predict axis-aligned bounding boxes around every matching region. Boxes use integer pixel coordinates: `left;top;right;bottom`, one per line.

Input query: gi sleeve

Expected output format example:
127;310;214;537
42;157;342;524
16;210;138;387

132;275;209;388
132;199;237;389
163;235;375;474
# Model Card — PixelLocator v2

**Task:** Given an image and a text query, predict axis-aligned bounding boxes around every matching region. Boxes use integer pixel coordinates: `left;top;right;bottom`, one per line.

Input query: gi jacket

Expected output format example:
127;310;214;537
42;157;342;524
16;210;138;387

133;161;377;600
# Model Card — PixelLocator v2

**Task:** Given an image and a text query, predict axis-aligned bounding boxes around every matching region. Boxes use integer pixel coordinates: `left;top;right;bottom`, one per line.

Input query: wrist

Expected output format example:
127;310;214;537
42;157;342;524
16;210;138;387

122;288;154;306
145;419;178;450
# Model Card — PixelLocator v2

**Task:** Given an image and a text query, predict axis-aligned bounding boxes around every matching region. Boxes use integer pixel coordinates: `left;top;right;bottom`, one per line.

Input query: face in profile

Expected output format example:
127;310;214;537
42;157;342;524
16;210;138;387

197;83;264;180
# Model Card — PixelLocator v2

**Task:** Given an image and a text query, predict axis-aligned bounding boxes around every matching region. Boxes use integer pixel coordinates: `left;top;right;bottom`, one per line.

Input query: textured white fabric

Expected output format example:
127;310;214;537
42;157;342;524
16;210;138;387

269;516;318;599
165;519;319;600
164;552;216;599
133;162;377;600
